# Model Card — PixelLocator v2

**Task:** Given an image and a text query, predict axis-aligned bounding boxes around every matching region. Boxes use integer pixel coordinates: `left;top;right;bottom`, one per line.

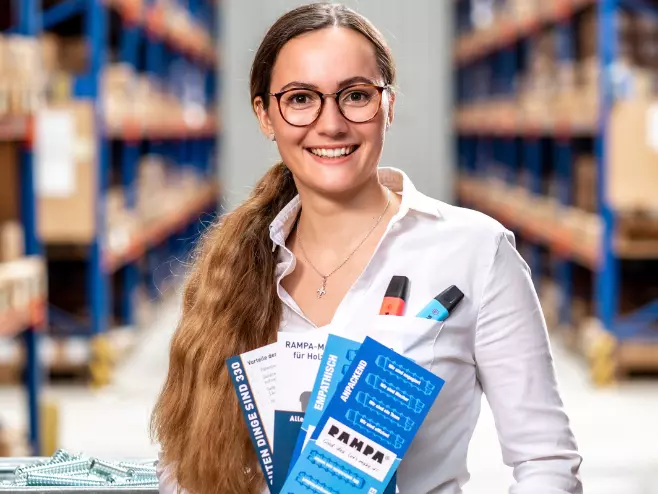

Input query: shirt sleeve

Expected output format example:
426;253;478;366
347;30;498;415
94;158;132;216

474;231;583;494
156;452;187;494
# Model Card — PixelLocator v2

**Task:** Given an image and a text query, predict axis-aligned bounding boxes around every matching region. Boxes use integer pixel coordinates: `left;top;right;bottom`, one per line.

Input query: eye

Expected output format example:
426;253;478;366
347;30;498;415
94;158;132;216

341;86;376;106
283;90;318;108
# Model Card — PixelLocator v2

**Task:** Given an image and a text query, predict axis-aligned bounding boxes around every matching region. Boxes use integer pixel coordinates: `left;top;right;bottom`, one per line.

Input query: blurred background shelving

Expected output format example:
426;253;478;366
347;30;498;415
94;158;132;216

0;0;219;456
453;0;658;386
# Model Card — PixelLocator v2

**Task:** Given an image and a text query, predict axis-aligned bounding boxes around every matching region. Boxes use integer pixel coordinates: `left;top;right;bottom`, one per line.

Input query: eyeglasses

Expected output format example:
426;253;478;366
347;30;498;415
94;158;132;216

269;83;389;127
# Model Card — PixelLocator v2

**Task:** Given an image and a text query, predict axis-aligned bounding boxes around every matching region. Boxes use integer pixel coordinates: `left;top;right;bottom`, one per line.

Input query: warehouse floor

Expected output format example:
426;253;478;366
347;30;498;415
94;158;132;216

3;292;658;493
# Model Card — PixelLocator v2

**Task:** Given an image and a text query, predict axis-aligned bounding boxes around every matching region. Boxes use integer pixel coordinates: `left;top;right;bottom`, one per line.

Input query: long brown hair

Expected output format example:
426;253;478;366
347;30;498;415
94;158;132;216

150;3;396;493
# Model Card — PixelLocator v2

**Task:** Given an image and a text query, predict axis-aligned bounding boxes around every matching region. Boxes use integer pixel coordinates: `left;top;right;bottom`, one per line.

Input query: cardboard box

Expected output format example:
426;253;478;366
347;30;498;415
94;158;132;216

507;0;539;23
0;35;45;116
0;273;10;313
57;37;88;74
635;17;658;68
617;213;658;240
37;101;97;243
574;155;598;213
40;34;61;74
7;256;47;312
609;98;658;213
0;257;44;313
539;277;560;331
578;9;598;60
0;36;6;75
0;222;25;263
44;72;74;105
0;143;19;223
579;9;641;64
0;424;29;457
556;62;577;92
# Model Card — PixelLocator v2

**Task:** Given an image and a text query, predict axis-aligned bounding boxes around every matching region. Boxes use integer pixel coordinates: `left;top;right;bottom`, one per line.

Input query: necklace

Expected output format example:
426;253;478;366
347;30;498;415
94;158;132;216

297;187;392;299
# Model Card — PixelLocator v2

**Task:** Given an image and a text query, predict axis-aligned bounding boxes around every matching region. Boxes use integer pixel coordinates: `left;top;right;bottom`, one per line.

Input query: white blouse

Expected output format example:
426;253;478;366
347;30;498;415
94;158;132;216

158;167;583;494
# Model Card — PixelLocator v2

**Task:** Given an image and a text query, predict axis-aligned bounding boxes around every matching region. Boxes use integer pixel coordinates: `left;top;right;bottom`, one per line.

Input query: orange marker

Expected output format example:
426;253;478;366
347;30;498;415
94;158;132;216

379;276;410;316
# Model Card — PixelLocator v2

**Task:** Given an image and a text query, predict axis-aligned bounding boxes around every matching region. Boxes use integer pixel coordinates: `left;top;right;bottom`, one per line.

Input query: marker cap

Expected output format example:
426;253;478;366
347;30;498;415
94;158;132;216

384;275;410;300
435;285;464;313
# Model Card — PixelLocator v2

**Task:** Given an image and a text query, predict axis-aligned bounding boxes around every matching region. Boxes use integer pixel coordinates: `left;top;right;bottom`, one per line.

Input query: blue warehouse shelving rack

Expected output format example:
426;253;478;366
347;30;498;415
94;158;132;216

453;0;658;385
37;0;220;387
1;0;219;454
0;1;47;456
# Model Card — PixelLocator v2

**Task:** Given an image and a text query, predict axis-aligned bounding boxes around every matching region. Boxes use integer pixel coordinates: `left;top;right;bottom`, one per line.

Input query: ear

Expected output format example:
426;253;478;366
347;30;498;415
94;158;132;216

385;90;396;130
253;96;275;139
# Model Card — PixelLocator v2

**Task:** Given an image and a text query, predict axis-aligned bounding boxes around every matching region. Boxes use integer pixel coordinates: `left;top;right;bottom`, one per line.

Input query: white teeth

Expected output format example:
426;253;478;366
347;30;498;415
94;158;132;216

310;146;355;158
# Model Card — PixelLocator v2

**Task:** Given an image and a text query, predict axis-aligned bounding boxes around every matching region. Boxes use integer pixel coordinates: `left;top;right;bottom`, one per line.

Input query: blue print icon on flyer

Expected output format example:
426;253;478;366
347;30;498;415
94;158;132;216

282;337;445;494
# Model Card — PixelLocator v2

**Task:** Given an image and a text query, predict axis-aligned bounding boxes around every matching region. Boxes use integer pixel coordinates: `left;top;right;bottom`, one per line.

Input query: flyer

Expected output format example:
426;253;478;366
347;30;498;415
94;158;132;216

288;334;397;494
282;337;444;494
272;332;327;493
227;343;277;489
289;334;361;467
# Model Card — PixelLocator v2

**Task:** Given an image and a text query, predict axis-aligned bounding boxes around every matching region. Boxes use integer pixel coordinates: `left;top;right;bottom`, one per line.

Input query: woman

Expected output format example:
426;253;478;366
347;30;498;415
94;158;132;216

151;3;583;493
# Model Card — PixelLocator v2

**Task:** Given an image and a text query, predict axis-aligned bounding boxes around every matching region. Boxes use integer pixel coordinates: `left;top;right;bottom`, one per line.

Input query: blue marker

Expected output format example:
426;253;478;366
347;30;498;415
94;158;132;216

416;285;464;321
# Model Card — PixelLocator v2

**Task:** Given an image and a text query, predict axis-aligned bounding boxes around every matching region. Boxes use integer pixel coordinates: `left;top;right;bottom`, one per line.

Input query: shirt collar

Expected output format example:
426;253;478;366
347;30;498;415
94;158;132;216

268;167;442;252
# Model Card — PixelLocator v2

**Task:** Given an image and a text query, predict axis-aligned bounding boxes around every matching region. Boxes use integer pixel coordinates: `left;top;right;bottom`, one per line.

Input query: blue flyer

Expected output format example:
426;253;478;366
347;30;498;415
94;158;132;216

281;337;444;494
289;334;361;469
288;334;397;494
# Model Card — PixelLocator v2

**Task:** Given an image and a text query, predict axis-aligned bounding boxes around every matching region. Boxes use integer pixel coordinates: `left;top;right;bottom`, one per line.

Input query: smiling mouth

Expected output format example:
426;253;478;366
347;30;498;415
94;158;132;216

306;145;359;159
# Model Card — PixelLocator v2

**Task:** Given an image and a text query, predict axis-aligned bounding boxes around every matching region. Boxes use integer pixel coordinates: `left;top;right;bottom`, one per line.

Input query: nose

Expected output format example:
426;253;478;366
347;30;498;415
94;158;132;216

314;96;349;137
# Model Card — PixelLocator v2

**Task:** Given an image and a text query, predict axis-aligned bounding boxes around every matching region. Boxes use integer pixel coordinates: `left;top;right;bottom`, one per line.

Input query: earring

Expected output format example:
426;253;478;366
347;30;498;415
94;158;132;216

269;133;276;142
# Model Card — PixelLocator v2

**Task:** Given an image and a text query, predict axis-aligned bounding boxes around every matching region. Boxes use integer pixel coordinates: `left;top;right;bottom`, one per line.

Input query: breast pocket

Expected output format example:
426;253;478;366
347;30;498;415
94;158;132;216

334;315;444;374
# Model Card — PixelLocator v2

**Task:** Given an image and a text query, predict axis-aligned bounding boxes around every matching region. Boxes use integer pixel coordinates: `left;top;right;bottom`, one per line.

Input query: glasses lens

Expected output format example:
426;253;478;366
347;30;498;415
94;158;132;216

340;85;381;123
280;89;321;126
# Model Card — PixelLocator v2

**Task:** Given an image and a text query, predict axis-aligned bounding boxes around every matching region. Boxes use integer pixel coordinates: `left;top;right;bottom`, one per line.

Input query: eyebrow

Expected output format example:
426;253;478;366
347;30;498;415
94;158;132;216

276;76;378;93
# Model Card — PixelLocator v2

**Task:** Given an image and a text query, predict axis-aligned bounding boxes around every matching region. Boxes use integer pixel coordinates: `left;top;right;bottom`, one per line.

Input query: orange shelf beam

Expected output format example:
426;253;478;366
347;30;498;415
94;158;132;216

455;106;597;137
106;115;219;141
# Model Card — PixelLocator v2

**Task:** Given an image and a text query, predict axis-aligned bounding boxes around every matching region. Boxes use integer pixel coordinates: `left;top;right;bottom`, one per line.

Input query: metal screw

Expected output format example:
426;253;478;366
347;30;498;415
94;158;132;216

115;476;158;486
26;473;106;487
85;473;116;483
4;477;26;487
18;458;93;477
119;460;157;468
48;449;74;464
90;458;134;479
117;462;157;475
13;451;79;483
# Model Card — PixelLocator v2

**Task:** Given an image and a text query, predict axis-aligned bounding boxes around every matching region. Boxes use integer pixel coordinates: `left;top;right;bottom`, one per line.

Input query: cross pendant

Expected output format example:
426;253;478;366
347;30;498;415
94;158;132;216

317;278;327;299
